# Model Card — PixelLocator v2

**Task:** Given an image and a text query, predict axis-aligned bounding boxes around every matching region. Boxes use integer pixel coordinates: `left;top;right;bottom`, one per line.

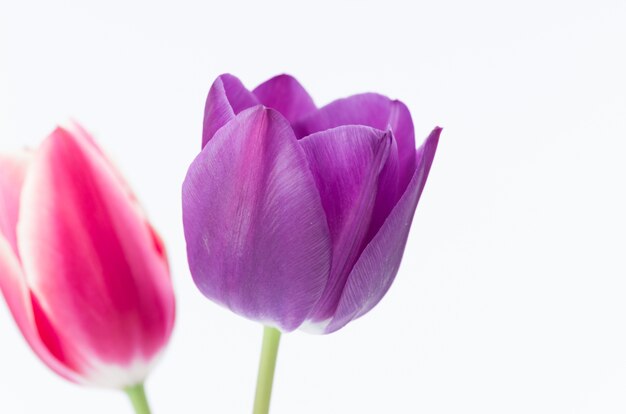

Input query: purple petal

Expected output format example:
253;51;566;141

299;125;394;322
183;106;332;332
252;74;317;124
326;127;441;333
202;74;259;148
293;93;416;190
366;136;400;243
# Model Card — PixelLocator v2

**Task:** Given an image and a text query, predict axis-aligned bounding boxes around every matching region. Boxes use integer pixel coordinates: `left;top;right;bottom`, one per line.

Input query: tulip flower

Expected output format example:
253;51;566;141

0;124;175;413
183;73;441;413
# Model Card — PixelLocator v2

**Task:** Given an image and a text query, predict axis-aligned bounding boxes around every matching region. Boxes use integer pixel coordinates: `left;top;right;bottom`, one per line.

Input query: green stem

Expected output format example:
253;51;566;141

124;383;152;414
253;326;282;414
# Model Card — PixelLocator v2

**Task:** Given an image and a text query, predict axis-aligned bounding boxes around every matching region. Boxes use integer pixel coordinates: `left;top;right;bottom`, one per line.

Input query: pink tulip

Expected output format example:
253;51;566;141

0;124;175;390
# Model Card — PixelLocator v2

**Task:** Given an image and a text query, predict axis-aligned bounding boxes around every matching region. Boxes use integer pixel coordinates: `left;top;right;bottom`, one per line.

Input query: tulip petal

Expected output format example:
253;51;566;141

61;122;138;199
61;122;170;267
326;127;441;333
183;106;331;332
253;74;317;124
0;236;80;382
17;127;174;384
299;126;393;322
293;93;416;190
202;74;259;148
0;151;31;254
366;136;400;244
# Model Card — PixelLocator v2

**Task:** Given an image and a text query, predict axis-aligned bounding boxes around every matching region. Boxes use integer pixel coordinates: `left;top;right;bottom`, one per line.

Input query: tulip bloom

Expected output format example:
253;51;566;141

184;74;440;334
183;74;440;413
0;124;175;411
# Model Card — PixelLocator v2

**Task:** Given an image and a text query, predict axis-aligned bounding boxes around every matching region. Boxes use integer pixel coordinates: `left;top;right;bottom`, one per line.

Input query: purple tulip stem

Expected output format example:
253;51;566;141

124;383;152;414
253;326;282;414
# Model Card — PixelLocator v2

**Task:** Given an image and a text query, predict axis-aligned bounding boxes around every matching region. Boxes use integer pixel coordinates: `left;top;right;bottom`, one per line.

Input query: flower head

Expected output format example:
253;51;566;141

183;74;440;333
0;124;175;388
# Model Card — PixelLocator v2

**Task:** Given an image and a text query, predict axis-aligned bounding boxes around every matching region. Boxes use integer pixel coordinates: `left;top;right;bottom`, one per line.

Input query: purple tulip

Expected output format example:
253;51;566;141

183;74;440;334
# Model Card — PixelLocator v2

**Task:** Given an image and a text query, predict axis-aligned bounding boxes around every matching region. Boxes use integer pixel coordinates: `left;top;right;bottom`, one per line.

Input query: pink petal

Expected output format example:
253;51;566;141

17;127;175;376
62;122;169;268
299;126;395;322
202;74;259;148
183;106;331;332
0;151;31;255
252;74;317;124
326;127;441;333
61;122;138;200
0;236;80;382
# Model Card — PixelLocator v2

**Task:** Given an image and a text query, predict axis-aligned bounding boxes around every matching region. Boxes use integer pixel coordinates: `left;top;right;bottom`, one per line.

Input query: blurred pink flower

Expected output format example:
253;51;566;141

0;124;175;388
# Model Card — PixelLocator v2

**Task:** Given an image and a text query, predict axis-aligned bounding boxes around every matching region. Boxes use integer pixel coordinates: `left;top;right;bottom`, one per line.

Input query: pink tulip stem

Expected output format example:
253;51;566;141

124;383;152;414
253;326;282;414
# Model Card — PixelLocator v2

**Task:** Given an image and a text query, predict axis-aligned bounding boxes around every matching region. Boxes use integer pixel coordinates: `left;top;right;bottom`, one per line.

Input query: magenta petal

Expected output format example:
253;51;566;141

17;127;174;376
0;151;31;255
183;106;331;332
326;127;441;333
202;74;259;148
0;153;80;378
0;237;81;382
293;93;416;189
299;126;393;322
252;74;317;124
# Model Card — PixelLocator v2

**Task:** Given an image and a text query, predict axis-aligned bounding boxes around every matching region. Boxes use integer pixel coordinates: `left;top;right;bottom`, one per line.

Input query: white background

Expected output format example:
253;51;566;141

1;0;625;413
